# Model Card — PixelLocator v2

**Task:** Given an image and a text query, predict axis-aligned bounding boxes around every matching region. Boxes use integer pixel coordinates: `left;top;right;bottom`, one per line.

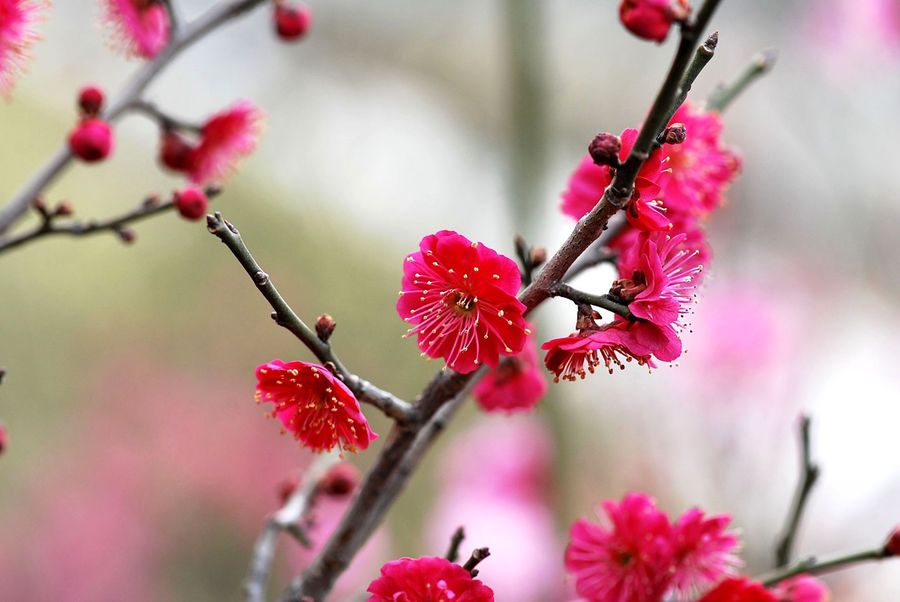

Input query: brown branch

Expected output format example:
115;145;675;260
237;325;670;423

129;99;202;133
549;283;632;319
0;0;270;235
245;454;339;602
760;547;891;588
462;547;490;576
774;415;821;568
0;187;221;255
206;213;413;422
445;527;466;563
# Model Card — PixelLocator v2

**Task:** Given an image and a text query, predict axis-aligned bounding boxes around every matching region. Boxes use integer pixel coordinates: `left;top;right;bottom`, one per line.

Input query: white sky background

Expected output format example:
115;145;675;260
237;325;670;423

6;0;900;597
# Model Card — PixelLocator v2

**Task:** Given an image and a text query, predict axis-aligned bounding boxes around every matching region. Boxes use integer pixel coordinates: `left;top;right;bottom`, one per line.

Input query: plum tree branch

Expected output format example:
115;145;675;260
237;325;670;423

550;283;632;319
206;212;413;422
0;0;270;236
761;547;891;587
0;187;221;255
775;415;821;568
707;49;777;112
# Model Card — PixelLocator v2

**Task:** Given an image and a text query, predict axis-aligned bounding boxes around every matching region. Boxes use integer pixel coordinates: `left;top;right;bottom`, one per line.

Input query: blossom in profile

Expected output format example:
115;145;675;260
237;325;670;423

669;509;741;598
565;492;675;602
561;129;671;227
366;556;495;602
614;231;703;329
473;334;547;413
619;0;690;43
698;578;777;602
255;359;377;454
188;100;263;185
102;0;171;59
542;321;652;381
0;0;47;98
770;575;829;602
398;230;528;374
663;102;741;217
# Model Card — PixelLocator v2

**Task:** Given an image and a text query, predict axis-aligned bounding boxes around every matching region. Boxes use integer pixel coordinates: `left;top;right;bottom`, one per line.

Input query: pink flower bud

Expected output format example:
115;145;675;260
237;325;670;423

320;463;360;497
663;122;687;145
78;86;105;116
68;118;114;163
54;201;74;217
0;423;7;456
173;187;209;221
275;2;312;41
315;314;337;342
588;132;622;167
116;227;137;244
159;130;195;173
886;526;900;557
619;0;690;43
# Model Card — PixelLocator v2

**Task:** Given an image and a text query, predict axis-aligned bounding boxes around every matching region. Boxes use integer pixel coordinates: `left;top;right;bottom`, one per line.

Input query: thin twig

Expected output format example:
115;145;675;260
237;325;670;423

206;213;413;422
462;547;490;576
760;547;889;588
707;49;777;112
445;527;466;563
129;99;202;133
0;187;222;255
775;415;821;568
0;0;269;235
550;283;631;319
245;453;339;602
563;241;618;280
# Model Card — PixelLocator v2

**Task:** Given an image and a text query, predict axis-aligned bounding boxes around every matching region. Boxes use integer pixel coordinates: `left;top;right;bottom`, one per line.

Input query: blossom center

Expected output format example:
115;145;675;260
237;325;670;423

449;290;476;314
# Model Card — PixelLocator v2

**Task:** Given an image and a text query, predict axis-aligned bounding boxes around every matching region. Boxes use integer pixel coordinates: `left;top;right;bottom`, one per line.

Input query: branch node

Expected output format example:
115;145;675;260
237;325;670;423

254;270;270;287
462;547;490;576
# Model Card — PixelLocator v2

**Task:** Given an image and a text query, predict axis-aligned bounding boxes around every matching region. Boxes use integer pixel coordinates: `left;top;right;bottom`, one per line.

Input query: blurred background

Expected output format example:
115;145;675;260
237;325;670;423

2;0;899;599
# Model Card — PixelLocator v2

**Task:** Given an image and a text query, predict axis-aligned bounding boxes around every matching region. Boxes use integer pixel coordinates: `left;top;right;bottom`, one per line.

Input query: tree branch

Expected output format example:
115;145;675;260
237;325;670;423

774;415;821;568
707;49;777;113
549;283;631;319
0;187;222;255
445;527;466;563
760;547;890;588
0;0;270;235
206;213;413;422
245;453;339;602
129;99;202;133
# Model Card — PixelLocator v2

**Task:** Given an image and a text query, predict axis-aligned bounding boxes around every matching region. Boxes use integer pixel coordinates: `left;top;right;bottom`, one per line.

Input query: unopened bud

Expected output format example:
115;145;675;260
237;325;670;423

159;130;195;173
320;463;359;497
315;314;337;342
588;132;622;167
885;526;900;557
54;201;74;217
0;423;6;457
143;194;161;208
77;86;105;116
116;227;137;244
575;303;600;331
663;123;686;145
529;246;547;267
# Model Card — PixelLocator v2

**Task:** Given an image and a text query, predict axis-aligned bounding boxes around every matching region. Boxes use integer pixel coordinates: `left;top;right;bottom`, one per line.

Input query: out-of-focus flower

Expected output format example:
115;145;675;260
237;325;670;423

886;526;900;556
619;0;691;43
68;118;114;163
770;575;830;602
669;509;741;597
274;1;311;41
255;359;377;453
565;492;675;602
173;187;208;221
102;0;170;59
366;556;495;602
0;422;7;456
663;102;741;217
473;334;548;413
77;85;105;116
0;0;46;98
398;230;528;374
320;462;360;497
158;130;195;172
806;0;900;68
188;100;263;185
614;231;702;330
699;578;777;602
561;129;671;227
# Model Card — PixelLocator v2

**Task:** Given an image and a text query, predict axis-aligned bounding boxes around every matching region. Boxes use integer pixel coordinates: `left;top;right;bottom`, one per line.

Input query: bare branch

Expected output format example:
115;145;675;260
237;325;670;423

774;415;821;568
707;48;777;112
549;283;632;319
760;547;890;588
445;527;466;563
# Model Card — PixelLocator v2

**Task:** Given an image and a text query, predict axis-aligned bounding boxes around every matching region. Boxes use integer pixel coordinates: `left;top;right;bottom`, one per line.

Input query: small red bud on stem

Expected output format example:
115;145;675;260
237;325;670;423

588;132;622;167
315;314;337;342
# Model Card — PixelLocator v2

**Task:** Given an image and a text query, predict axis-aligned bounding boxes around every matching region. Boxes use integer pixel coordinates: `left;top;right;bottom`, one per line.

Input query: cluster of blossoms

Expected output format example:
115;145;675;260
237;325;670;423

565;492;827;602
0;0;45;98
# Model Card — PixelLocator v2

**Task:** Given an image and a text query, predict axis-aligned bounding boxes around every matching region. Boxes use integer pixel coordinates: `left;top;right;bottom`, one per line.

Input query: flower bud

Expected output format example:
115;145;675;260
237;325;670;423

54;201;74;217
0;423;7;457
275;2;312;41
278;474;300;505
663;122;686;145
315;314;337;342
320;463;359;497
173;187;209;221
116;227;137;244
529;246;547;267
885;526;900;557
588;132;622;167
159;130;195;172
619;0;691;43
78;86;105;116
68;118;114;163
